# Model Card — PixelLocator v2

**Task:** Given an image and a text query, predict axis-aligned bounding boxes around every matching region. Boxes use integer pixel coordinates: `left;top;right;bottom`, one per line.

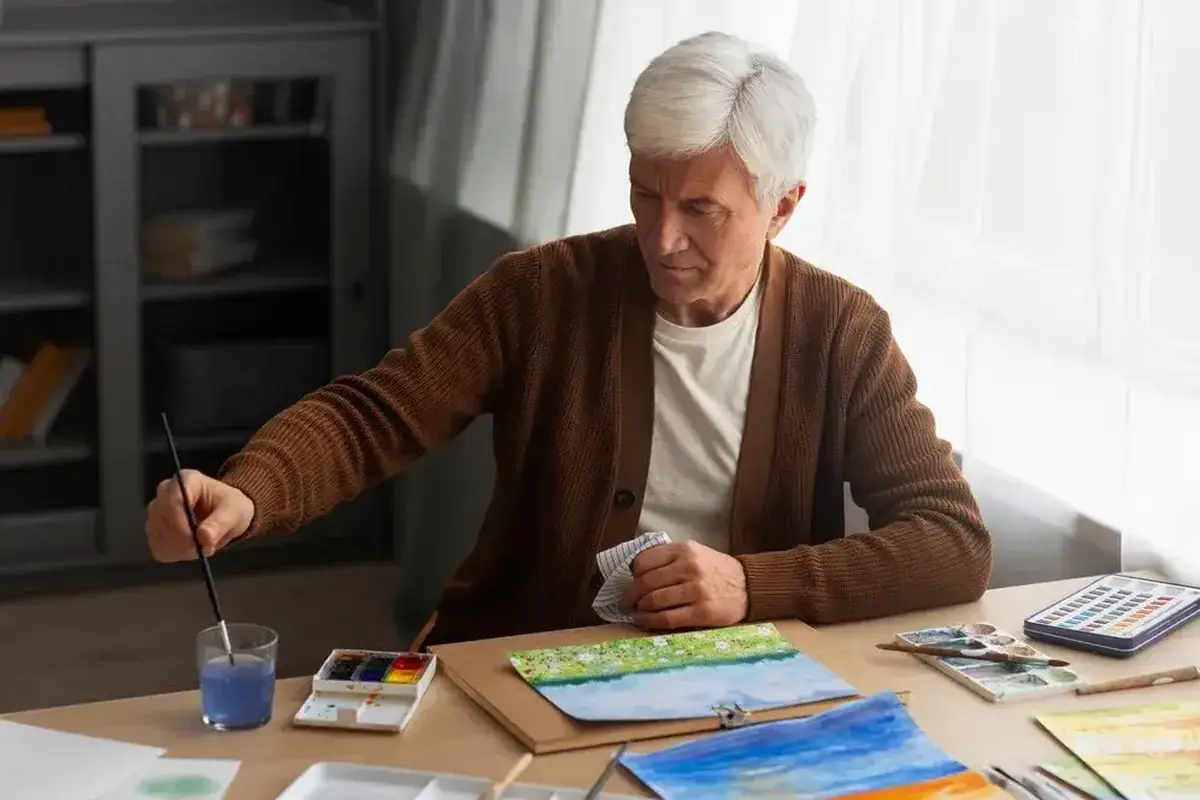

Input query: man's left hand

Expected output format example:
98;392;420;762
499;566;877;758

624;540;748;630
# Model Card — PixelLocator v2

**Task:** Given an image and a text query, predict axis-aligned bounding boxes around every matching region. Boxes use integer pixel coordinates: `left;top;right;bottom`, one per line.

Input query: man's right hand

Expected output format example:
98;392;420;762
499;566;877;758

145;469;255;562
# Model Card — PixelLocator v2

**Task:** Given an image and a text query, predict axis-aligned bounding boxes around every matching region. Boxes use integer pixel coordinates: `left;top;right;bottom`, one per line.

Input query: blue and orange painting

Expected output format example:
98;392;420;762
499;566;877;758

620;692;1009;799
507;624;857;721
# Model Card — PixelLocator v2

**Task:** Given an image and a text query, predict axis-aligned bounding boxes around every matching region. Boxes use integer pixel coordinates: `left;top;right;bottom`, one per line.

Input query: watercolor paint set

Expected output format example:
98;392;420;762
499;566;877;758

1023;573;1200;657
292;649;436;733
275;762;641;799
894;622;1085;703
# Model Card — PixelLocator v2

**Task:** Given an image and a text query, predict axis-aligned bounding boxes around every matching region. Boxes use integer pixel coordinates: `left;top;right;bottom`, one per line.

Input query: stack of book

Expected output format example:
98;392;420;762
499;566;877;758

0;106;51;139
141;209;257;282
0;343;91;445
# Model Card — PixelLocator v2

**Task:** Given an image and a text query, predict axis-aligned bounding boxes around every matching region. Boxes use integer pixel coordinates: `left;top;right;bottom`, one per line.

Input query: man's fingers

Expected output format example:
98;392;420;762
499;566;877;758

623;560;688;605
630;543;680;576
635;582;699;612
631;605;699;631
146;502;195;562
195;504;242;553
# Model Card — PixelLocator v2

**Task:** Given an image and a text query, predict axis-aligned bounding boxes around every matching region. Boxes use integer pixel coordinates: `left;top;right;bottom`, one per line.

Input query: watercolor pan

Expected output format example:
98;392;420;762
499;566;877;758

276;762;641;799
1023;573;1200;657
894;622;1085;703
294;649;437;733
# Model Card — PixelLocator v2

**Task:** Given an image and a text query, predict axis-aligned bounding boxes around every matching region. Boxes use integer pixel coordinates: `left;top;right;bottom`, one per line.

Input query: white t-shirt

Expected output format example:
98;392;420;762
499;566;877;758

637;274;763;552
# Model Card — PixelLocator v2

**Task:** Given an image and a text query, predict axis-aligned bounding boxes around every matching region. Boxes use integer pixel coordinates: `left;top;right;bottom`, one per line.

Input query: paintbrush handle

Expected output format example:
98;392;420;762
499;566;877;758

584;742;629;800
477;752;533;799
876;642;1063;667
162;413;234;665
1077;665;1200;695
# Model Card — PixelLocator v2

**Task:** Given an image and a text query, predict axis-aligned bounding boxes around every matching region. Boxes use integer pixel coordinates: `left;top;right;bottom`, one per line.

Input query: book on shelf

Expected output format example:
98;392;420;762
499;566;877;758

0;107;52;138
0;343;92;445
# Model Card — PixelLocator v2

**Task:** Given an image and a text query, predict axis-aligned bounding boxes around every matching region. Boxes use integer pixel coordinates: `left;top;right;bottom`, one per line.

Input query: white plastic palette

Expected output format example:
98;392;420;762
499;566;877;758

276;762;642;800
895;621;1085;703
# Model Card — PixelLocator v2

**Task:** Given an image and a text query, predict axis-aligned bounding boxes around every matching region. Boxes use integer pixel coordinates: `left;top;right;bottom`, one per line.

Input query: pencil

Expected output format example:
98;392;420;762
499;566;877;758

477;752;533;800
876;641;1070;667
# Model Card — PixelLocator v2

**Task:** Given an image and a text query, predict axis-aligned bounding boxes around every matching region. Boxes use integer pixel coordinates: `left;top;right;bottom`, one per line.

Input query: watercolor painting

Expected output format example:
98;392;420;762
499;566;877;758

507;623;857;721
1039;756;1123;800
98;759;240;800
619;692;1009;799
1038;701;1200;799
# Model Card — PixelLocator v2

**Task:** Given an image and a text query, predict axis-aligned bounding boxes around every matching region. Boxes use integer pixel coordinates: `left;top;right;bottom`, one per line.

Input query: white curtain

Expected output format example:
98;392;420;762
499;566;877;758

563;0;1200;583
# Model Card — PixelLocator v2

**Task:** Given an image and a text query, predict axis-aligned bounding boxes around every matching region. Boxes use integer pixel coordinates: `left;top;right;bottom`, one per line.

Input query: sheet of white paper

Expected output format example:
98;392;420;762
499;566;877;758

98;758;241;800
0;720;166;800
592;530;671;623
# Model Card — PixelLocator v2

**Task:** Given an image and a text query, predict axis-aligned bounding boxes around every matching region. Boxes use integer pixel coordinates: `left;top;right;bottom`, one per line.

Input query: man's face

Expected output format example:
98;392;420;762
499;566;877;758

629;148;799;316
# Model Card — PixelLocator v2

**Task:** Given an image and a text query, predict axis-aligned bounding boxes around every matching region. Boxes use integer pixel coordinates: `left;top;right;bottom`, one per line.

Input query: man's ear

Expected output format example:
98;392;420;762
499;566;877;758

767;183;806;239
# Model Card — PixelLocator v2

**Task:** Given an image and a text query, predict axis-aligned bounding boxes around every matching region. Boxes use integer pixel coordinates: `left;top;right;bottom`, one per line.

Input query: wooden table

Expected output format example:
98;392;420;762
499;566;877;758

10;574;1200;797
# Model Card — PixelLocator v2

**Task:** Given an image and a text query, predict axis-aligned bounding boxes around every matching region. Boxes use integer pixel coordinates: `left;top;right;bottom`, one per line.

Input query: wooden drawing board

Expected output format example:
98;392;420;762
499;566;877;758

430;619;910;754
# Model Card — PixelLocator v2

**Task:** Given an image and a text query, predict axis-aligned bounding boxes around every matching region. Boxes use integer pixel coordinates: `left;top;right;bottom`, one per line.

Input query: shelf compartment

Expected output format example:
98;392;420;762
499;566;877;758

0;85;90;141
0;507;98;564
138;135;330;288
0;457;97;516
0;146;93;312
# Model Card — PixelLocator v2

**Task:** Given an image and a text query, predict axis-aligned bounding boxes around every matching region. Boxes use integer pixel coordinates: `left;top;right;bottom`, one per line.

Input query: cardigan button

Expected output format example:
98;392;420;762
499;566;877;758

613;489;636;509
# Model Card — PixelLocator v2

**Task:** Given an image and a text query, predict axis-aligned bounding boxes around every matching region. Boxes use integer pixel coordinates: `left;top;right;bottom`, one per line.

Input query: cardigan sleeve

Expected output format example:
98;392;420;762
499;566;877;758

217;252;540;538
737;306;993;623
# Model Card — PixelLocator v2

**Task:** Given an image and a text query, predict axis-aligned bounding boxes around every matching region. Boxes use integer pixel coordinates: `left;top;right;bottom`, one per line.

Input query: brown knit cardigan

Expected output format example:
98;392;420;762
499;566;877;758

219;225;992;646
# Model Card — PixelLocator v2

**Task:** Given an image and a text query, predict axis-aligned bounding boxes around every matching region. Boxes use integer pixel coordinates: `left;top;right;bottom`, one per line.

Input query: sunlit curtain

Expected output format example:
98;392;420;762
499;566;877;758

564;0;1200;583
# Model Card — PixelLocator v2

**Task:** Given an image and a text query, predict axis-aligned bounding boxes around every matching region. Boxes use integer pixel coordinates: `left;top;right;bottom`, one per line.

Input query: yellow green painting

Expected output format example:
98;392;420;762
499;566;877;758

1039;755;1122;800
508;623;857;721
1037;701;1200;799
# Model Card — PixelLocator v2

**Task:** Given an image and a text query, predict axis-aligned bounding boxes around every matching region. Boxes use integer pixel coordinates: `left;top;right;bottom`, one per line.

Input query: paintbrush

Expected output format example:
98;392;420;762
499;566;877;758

1077;664;1200;696
161;412;235;667
876;642;1070;667
476;752;533;800
584;741;629;800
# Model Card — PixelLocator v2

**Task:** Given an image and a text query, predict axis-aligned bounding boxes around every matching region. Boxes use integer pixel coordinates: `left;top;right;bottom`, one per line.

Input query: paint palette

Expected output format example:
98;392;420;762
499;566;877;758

1023;574;1200;657
293;649;436;733
275;762;641;799
895;623;1085;703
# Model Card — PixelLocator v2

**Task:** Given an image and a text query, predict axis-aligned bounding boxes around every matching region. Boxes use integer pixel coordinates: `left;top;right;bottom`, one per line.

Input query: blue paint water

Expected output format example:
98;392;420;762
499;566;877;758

200;653;275;730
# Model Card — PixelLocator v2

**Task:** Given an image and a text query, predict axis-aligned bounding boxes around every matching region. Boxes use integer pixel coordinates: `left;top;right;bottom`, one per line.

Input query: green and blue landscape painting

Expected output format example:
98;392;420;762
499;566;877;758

619;692;1004;799
507;624;857;721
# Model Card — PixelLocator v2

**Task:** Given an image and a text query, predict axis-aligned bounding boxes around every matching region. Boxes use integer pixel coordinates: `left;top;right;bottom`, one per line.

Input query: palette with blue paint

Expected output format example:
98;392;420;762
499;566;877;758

895;622;1085;703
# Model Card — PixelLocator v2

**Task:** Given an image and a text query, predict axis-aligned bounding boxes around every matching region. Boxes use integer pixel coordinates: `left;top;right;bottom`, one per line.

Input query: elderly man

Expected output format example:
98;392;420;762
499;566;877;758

145;31;992;646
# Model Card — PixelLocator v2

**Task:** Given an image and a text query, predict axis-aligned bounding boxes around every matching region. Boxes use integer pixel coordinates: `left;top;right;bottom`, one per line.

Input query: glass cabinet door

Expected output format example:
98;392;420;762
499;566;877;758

93;37;376;560
0;53;100;569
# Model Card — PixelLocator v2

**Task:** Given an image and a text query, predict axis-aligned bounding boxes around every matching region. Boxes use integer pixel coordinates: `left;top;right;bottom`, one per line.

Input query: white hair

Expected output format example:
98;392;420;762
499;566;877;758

624;31;816;204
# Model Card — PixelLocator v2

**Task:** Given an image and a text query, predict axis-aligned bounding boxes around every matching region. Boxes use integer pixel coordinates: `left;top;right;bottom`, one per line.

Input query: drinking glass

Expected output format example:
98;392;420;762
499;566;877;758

196;622;278;731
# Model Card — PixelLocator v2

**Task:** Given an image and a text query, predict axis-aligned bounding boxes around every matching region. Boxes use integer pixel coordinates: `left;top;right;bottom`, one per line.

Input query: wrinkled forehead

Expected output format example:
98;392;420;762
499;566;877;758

628;148;756;206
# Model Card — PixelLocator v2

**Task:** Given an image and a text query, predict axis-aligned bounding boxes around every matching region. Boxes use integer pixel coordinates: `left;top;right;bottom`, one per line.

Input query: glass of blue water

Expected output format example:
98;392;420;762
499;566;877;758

196;623;278;731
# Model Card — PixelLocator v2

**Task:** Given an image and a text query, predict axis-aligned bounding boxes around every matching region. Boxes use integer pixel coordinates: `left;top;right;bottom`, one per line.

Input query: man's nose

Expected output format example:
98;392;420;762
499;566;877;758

654;210;688;256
